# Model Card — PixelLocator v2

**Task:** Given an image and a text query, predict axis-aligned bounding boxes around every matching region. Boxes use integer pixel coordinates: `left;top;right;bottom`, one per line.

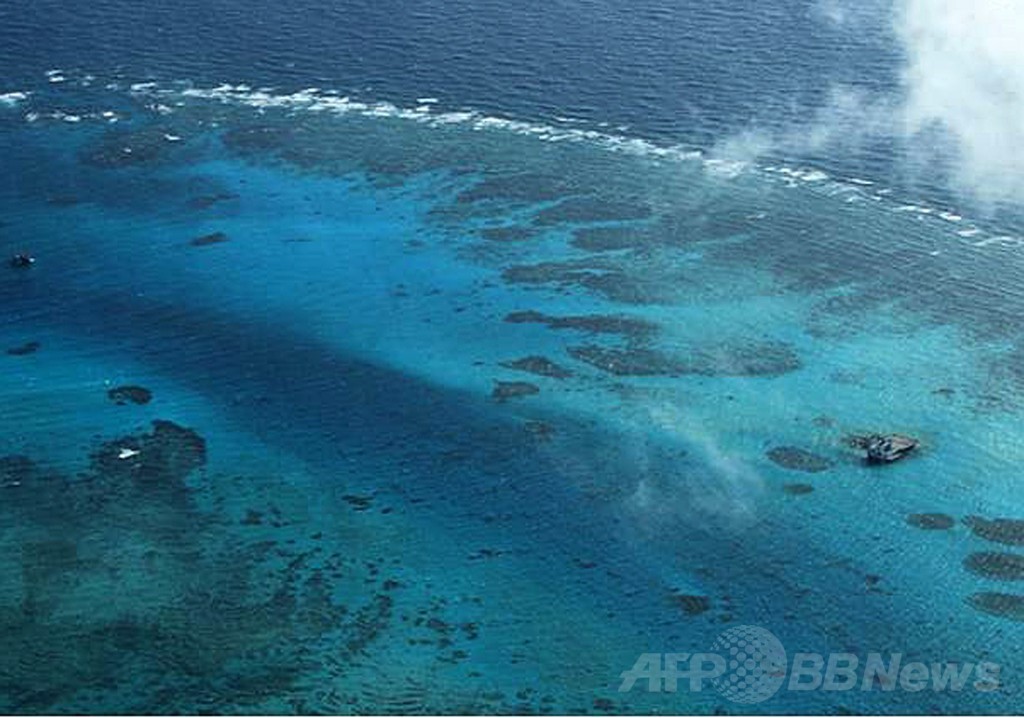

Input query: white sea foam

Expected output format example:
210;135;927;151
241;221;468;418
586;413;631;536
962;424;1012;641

703;158;748;179
148;83;708;165
116;80;1020;254
0;91;28;107
972;235;1022;248
894;204;933;214
766;166;830;182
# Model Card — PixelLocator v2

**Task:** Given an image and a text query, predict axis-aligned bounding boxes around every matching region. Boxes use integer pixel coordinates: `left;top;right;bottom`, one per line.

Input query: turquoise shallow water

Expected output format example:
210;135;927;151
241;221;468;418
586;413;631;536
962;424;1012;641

1;76;1024;714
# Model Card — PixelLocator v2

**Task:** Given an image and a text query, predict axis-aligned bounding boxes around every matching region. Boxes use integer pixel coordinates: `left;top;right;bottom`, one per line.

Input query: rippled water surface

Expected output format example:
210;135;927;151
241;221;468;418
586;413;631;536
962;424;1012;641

1;1;1024;714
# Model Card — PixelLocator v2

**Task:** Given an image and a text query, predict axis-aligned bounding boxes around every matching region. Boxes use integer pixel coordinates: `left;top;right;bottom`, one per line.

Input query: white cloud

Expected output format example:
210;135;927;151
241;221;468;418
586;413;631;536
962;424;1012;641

714;0;1024;204
897;0;1024;202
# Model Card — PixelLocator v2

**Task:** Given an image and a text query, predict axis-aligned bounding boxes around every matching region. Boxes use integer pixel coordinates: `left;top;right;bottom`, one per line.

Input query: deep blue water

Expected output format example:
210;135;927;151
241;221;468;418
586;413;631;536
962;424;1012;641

1;1;1024;714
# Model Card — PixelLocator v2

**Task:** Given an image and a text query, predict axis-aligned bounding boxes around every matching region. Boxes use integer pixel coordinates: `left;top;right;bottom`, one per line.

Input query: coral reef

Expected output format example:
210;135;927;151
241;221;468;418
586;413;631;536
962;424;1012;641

766;447;833;473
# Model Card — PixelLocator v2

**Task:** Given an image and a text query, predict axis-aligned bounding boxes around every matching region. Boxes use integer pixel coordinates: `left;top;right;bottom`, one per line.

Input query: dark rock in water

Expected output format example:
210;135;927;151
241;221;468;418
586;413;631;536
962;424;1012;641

964;516;1024;545
767;447;833;473
492;381;540;402
9;253;34;268
964;552;1024;580
189;231;229;247
847;433;919;464
670;594;711;616
966;592;1024;621
500;356;574;379
107;385;153;406
906;513;955;530
342;494;374;511
782;483;815;495
6;341;40;356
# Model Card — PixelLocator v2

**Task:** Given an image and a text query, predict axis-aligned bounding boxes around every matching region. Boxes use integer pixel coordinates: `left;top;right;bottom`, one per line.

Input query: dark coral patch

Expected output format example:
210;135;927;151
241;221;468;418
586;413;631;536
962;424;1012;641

568;345;684;376
523;420;556;442
480;226;535;242
966;592;1024;621
532;197;653;226
0;454;35;486
963;552;1024;580
46;195;80;207
500;356;574;379
492;381;540;402
571;225;651;252
568;342;801;378
6;341;40;356
501;259;614;286
91;419;206;488
107;385;153;406
456;172;569;205
766;447;833;473
782;483;815;495
188;193;239;210
906;513;955;530
0;426;394;713
504;310;658;340
500;258;671;305
964;516;1024;546
701;342;802;378
221;124;296;155
670;594;711;616
189;232;230;247
80;127;180;168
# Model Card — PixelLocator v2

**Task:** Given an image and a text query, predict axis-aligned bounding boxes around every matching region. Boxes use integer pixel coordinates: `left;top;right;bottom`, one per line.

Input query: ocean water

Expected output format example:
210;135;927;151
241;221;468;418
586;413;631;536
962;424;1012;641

2;1;1024;714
